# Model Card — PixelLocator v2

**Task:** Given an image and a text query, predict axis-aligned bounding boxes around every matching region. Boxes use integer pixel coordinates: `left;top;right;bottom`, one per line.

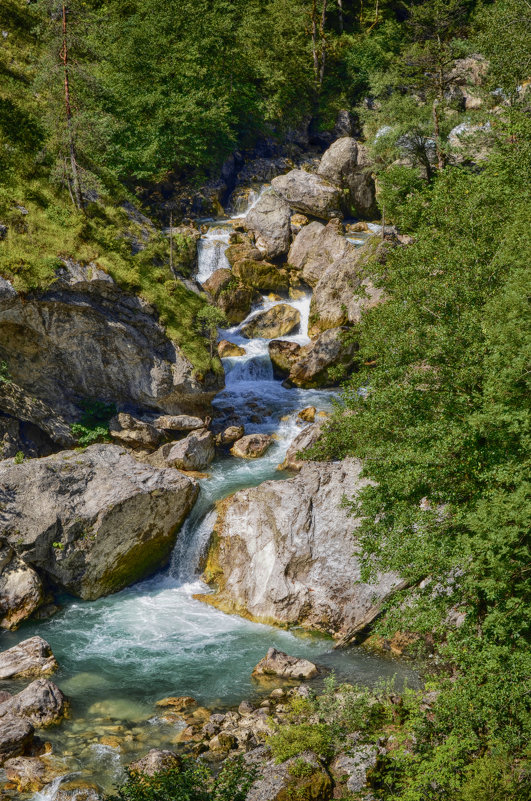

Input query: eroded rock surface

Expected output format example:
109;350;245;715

0;545;44;630
279;423;323;471
130;748;181;776
288;220;354;287
287;327;357;388
0;679;67;727
230;433;272;459
0;444;198;600
0;263;222;422
203;459;400;638
241;305;300;339
317;137;377;218
163;429;215;471
0;716;34;764
252;648;318;680
244;190;292;259
0;637;57;680
272;170;343;220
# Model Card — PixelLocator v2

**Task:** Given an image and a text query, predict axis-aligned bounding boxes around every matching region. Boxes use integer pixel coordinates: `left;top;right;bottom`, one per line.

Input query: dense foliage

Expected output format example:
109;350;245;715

106;757;256;801
309;4;531;795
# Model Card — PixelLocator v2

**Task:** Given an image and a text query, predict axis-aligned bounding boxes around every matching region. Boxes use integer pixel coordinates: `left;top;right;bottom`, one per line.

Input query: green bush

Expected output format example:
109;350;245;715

70;399;116;448
105;757;256;801
269;723;334;763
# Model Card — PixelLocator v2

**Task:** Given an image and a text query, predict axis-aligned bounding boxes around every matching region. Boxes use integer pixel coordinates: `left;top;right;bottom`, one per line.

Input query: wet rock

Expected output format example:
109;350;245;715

318;137;377;218
155;696;196;712
272;170;343;220
288;220;354;287
130;748;181;776
0;444;199;600
150;414;205;432
164;429;215;471
330;746;378;792
109;413;163;450
55;782;103;801
0;546;44;630
253;648;318;680
280;423;323;472
268;341;302;379
217;425;245;446
0;716;34;764
287;328;357;389
202;268;233;299
233;259;290;294
218;340;246;358
230;434;272;459
298;407;316;423
0;679;67;727
244;190;292;259
241;305;300;339
0;265;222;422
203;459;401;638
4;755;64;792
217;282;257;326
0;637;58;680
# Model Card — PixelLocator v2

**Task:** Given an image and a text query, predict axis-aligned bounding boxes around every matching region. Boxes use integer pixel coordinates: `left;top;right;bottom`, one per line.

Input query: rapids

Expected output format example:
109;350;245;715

0;193;419;797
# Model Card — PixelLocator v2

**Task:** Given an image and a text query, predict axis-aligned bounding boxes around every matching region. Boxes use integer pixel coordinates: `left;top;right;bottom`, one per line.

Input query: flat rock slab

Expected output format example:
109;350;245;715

252;648;318;680
0;637;57;680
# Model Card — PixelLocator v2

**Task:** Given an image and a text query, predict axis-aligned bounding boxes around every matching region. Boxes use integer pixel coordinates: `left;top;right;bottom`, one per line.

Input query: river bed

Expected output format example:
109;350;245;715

1;197;419;797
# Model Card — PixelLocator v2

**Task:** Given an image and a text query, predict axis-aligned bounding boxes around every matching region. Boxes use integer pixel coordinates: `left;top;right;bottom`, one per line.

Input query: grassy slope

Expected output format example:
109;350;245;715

0;0;219;378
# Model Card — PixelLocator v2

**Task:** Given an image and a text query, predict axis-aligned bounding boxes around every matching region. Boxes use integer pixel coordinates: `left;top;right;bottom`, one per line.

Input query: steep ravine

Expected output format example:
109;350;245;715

1;184;417;798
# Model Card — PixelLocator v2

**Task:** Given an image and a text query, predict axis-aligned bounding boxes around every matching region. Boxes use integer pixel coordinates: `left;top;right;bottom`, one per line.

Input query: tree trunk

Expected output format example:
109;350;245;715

338;0;344;33
169;210;175;278
61;3;83;211
432;99;446;171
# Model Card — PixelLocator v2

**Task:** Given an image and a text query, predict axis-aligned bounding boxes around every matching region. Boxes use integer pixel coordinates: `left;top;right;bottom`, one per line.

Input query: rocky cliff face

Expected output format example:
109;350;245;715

201;459;400;639
0;262;223;432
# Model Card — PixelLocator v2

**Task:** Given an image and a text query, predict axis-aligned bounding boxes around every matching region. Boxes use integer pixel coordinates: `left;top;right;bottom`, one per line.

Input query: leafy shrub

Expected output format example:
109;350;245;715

70;399;116;447
268;723;334;763
13;451;24;464
0;361;11;383
105;757;256;801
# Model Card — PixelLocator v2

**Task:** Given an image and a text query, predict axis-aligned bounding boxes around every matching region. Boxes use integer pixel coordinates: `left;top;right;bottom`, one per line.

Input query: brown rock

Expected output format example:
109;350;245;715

230;434;272;459
241;305;300;339
202;268;233;300
217;425;245;446
0;637;58;680
287;328;357;388
218;340;246;358
155;696;196;712
297;407;316;423
0;679;67;727
268;341;302;379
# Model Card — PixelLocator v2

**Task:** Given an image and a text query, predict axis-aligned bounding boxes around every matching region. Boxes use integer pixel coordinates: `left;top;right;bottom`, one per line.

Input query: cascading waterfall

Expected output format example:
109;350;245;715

6;185;418;800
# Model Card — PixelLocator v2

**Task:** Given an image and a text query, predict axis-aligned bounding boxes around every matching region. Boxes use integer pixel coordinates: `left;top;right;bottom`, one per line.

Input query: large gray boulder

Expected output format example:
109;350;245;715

163;428;215;471
330;746;378;793
202;459;401;639
271;170;343;220
0;679;67;727
244;190;292;259
287;327;357;388
0;545;44;630
317;137;377;218
0;637;57;679
0;262;222;426
288;220;355;287
308;238;387;337
252;648;318;680
0;444;199;600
